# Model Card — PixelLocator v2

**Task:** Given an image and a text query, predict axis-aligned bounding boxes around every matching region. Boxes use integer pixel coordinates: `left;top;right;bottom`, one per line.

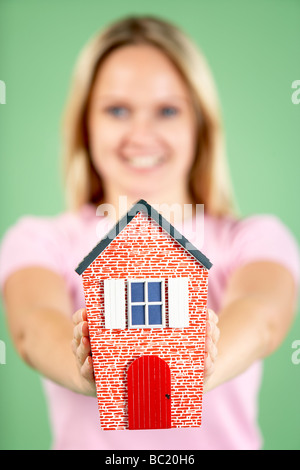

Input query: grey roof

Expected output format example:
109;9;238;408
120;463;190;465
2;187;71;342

75;199;212;275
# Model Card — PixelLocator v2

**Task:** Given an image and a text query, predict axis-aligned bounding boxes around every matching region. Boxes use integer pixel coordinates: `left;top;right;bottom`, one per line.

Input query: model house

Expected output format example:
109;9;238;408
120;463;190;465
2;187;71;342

76;200;212;430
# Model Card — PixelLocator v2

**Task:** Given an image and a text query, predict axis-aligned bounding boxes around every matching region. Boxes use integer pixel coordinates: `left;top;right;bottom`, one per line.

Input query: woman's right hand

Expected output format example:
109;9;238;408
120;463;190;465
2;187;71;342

72;308;97;397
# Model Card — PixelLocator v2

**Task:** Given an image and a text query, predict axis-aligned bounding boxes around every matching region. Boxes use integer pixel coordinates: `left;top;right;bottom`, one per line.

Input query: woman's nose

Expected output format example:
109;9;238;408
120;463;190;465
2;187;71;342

125;113;157;147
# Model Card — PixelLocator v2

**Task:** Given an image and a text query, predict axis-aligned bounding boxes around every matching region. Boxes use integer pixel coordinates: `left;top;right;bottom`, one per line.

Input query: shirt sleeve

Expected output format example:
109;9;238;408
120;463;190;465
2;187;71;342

227;215;300;286
0;216;64;290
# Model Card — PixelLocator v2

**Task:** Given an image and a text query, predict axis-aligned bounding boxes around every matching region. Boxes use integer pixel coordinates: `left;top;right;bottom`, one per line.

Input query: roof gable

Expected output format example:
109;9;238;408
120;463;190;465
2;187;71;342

75;199;212;275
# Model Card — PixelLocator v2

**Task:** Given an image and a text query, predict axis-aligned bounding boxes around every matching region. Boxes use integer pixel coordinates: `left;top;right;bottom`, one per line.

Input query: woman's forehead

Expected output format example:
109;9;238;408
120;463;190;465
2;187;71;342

91;44;191;101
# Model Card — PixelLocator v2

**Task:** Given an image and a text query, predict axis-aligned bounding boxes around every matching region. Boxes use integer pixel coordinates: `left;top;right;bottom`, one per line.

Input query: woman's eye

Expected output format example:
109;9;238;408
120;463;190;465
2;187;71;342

106;106;128;117
159;106;179;117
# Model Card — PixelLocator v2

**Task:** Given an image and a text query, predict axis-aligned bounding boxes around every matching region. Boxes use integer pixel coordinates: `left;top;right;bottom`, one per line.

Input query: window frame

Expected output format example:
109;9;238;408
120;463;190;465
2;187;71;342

127;278;166;329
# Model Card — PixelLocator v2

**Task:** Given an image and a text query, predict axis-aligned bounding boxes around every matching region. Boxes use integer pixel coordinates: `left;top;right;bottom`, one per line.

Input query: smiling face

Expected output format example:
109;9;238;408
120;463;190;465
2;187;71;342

87;44;198;207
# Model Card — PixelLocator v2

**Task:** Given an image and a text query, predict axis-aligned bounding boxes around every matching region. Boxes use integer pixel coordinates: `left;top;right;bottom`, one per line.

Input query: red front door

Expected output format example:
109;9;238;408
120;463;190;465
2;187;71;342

127;355;171;430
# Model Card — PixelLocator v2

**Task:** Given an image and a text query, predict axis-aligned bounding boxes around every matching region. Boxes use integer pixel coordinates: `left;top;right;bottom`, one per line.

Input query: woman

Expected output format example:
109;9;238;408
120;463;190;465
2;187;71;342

0;16;298;450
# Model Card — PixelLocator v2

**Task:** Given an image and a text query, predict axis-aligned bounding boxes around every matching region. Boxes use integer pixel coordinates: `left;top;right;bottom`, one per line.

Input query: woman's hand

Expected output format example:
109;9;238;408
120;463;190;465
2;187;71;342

72;308;97;397
203;308;220;392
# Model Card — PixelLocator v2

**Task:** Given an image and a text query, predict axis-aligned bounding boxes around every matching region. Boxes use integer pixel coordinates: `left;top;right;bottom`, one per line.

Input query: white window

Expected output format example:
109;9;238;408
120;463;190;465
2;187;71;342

103;277;189;329
127;279;165;328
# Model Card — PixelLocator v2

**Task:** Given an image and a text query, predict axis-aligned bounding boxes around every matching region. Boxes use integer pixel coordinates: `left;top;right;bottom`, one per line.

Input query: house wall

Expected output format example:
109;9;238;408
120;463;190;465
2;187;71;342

81;212;208;430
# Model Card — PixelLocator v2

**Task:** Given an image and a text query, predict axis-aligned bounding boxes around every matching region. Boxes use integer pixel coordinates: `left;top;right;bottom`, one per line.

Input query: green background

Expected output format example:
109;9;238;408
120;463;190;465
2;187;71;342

0;0;299;450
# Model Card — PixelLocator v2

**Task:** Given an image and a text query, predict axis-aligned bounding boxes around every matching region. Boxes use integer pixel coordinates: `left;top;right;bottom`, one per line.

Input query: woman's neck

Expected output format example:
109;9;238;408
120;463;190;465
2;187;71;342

98;189;196;225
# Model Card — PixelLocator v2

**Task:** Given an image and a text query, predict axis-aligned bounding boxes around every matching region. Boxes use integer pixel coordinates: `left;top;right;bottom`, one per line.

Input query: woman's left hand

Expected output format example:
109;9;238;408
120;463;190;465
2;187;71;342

203;308;220;391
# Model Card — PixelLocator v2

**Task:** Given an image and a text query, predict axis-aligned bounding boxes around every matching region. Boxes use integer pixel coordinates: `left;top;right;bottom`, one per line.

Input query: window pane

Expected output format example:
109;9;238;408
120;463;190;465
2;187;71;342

131;305;145;325
148;282;161;302
148;304;162;325
131;282;144;302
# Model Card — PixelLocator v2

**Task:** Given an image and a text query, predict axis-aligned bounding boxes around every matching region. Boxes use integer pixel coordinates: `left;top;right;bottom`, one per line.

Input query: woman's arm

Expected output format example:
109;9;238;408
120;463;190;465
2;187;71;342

5;261;293;396
204;261;297;393
3;265;219;396
2;266;96;396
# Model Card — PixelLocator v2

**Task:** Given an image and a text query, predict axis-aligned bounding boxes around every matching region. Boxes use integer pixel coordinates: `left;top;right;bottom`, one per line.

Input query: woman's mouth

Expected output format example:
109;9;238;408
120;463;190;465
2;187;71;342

123;155;166;170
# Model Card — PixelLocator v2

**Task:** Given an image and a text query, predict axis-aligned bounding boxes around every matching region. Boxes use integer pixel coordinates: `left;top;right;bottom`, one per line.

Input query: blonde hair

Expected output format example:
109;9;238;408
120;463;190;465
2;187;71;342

62;15;236;216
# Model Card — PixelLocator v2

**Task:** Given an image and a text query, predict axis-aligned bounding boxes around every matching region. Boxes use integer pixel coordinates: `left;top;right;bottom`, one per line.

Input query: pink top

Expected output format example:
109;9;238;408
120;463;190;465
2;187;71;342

0;205;299;450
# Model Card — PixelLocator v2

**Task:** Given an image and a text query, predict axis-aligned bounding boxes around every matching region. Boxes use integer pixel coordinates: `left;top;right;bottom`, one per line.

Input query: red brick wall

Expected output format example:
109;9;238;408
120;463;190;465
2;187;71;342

81;212;208;430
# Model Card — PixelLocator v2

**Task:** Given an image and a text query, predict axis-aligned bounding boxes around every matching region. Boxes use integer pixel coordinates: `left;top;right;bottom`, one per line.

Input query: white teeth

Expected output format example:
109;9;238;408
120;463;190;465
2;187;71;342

126;155;163;169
